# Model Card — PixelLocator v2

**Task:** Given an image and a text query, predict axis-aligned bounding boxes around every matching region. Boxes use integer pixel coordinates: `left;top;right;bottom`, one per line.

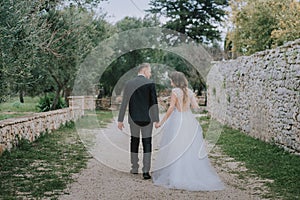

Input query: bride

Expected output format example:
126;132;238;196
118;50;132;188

153;71;225;191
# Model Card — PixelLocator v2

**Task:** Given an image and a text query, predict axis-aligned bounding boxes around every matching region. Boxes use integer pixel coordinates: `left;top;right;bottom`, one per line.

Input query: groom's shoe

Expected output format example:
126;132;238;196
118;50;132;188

143;172;151;180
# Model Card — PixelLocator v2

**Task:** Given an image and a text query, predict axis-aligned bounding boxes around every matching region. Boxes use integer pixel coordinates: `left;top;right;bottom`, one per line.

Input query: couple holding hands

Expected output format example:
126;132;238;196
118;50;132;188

117;63;224;191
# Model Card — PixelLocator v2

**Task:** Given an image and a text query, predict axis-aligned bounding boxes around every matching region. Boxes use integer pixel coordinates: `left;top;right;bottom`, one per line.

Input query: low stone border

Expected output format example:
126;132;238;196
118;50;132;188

0;108;83;154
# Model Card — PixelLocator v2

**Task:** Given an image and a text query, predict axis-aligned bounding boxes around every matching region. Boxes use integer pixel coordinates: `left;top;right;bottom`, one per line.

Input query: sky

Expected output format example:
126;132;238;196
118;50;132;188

100;0;151;23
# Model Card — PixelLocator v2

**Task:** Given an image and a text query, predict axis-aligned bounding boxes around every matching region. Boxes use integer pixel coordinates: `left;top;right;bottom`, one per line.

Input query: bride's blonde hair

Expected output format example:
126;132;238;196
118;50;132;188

169;71;189;106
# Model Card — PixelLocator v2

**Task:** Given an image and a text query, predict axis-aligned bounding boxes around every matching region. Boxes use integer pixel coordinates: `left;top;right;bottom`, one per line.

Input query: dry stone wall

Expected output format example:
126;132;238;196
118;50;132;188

207;39;300;153
0;97;86;154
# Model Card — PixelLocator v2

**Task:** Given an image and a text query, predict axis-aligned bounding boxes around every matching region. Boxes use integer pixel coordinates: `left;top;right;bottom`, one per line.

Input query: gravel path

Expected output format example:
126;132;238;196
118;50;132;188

58;121;272;200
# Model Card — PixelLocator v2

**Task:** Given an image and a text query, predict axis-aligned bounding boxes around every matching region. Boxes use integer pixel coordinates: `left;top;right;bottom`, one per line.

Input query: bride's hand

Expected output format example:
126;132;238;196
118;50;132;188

155;122;162;128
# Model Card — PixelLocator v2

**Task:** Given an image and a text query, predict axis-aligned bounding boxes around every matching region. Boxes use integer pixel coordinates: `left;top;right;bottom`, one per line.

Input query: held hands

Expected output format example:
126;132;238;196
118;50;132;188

155;121;162;129
118;122;124;131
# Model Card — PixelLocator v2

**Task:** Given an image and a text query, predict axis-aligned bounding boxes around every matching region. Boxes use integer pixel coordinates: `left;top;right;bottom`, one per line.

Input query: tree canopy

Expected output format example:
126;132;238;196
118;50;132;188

226;0;300;56
147;0;228;44
0;0;111;107
99;16;207;97
1;0;227;106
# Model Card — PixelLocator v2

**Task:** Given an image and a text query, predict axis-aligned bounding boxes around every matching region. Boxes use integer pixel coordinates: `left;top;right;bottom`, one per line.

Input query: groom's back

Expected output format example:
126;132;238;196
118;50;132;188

127;76;156;124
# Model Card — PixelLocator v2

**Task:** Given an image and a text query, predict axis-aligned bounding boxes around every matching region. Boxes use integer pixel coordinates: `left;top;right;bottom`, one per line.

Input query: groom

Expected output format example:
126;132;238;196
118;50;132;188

118;63;159;180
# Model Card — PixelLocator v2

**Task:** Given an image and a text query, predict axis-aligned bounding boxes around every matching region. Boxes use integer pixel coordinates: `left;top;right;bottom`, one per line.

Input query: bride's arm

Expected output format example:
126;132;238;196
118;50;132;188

156;91;177;128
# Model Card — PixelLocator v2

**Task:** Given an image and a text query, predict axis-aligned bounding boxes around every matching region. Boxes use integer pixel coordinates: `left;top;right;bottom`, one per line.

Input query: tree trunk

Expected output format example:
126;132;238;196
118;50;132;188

19;90;24;103
51;87;61;110
64;87;72;107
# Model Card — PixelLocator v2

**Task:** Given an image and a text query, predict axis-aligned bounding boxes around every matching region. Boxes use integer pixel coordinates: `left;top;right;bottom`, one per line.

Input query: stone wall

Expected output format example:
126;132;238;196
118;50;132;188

68;96;96;111
207;39;300;153
0;108;84;155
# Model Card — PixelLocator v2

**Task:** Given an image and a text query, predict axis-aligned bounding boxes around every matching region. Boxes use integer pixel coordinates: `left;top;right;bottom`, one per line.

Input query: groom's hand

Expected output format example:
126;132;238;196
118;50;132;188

118;122;124;130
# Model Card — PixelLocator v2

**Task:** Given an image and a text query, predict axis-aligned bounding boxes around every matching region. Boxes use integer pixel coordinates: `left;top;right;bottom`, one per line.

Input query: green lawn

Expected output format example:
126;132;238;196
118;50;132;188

199;117;300;200
76;110;113;129
0;96;39;120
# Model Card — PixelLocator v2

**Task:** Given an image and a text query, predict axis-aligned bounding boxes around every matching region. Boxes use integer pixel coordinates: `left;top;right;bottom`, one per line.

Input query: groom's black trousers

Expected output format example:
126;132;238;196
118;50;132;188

129;122;153;173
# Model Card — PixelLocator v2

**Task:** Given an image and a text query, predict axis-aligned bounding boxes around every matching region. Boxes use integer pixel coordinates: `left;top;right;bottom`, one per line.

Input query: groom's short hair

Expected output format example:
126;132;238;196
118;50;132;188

138;63;150;73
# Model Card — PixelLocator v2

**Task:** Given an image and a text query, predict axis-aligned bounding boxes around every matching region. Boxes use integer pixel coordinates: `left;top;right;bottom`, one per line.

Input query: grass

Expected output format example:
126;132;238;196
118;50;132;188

75;110;114;148
199;117;300;200
0;96;39;120
0;110;113;199
0;121;89;199
76;110;113;129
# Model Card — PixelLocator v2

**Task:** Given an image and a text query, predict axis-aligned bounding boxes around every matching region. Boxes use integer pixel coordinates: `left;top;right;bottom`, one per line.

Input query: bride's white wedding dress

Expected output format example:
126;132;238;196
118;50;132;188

153;88;225;191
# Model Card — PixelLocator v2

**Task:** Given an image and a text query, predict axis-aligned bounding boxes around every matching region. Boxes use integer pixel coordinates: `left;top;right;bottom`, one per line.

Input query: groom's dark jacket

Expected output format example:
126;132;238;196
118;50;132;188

118;75;159;125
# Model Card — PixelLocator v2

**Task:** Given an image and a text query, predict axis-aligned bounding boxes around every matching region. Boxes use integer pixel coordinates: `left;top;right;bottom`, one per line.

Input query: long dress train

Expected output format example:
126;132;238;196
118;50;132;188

152;88;225;191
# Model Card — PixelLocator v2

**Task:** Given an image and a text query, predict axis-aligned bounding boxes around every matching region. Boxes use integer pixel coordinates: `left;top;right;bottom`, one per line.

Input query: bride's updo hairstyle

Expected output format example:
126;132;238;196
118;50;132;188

169;71;189;106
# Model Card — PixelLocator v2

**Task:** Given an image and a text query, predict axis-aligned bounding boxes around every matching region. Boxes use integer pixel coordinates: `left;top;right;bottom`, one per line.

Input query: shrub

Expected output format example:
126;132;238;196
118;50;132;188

36;93;67;112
